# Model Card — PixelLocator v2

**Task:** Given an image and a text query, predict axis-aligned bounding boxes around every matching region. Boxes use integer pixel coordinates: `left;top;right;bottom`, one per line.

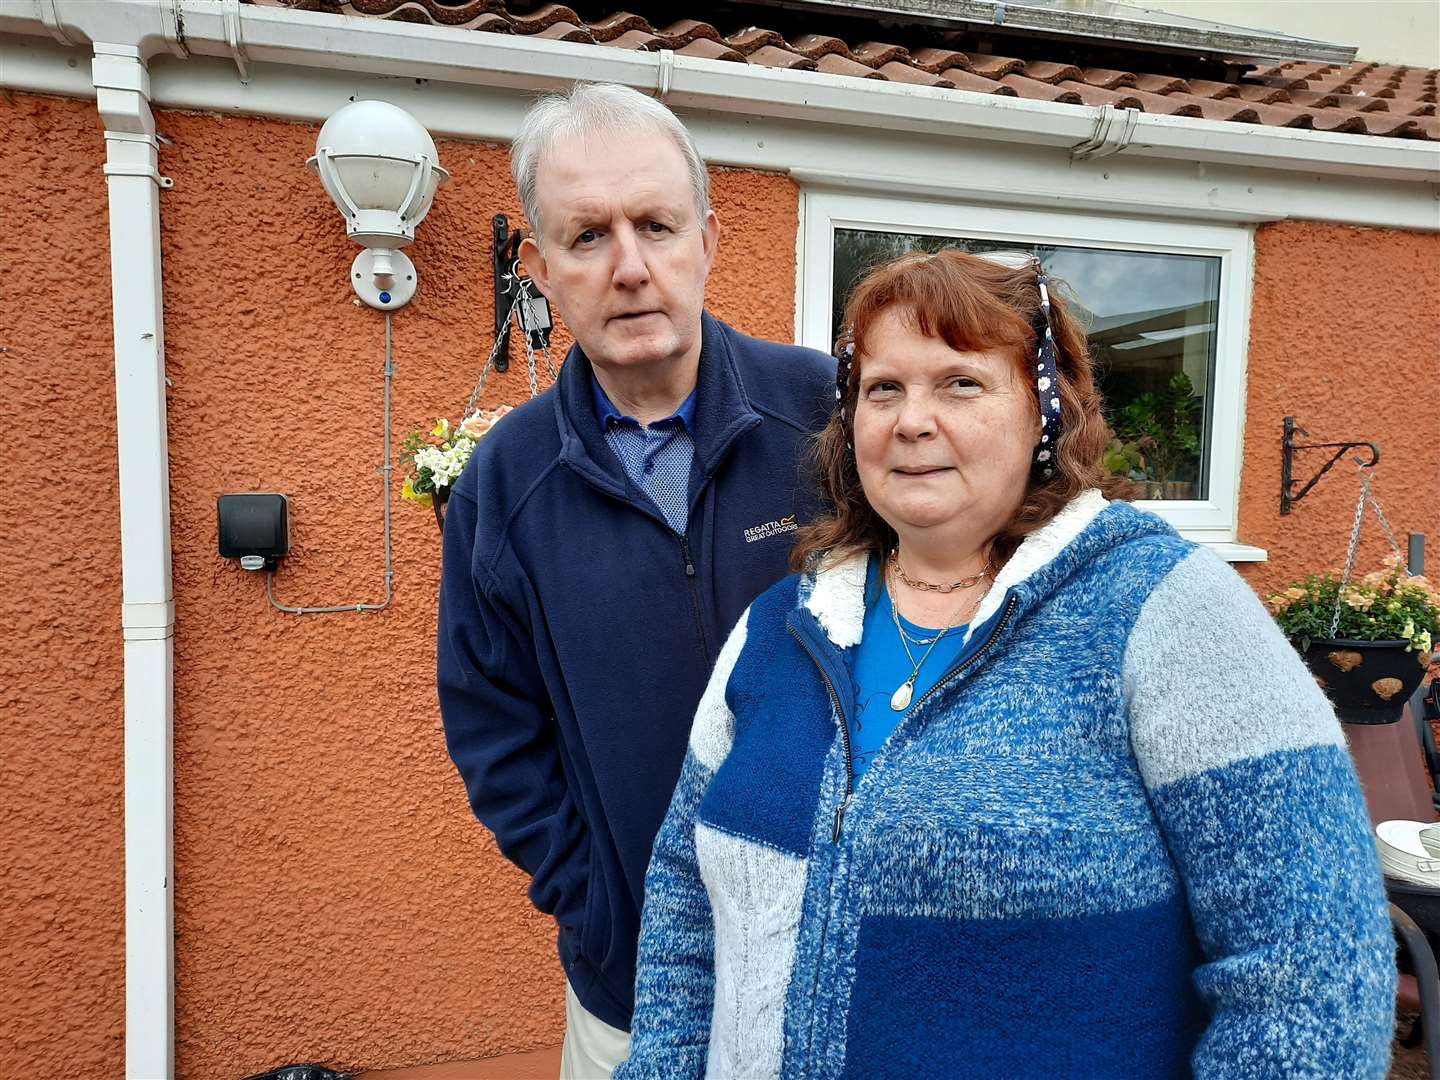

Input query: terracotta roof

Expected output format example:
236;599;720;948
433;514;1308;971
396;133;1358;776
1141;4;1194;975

246;0;1440;141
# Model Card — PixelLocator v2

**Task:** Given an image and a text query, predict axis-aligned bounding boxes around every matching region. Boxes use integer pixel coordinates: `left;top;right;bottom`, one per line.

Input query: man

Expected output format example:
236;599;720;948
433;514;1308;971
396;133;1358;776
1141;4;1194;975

437;83;835;1078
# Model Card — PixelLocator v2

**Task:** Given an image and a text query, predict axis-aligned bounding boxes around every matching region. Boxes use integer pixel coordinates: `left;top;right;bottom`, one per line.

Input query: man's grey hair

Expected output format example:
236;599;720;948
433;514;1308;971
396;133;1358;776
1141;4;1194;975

511;83;711;244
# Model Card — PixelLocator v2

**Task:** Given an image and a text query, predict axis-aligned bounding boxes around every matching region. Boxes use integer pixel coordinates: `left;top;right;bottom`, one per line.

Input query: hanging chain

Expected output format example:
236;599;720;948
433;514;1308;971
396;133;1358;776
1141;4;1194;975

1370;493;1406;562
461;288;525;422
1330;465;1371;638
460;277;558;420
1328;460;1409;639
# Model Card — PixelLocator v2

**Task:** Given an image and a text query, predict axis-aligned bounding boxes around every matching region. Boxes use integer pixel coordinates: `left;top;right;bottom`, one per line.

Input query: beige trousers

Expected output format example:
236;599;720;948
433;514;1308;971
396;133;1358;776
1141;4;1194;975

559;979;632;1080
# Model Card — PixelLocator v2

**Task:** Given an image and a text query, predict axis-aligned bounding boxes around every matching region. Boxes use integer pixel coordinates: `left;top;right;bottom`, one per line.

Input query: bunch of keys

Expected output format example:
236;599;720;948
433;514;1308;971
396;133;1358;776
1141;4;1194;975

518;285;553;351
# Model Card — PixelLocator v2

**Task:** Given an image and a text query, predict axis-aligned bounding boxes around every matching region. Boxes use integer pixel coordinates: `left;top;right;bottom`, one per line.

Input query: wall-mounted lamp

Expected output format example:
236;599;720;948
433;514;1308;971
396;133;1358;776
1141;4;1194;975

306;100;449;310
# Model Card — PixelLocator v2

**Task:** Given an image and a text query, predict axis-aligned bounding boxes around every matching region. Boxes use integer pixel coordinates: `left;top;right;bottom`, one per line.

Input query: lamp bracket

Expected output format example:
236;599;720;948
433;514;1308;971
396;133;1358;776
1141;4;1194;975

1281;415;1380;515
351;249;416;310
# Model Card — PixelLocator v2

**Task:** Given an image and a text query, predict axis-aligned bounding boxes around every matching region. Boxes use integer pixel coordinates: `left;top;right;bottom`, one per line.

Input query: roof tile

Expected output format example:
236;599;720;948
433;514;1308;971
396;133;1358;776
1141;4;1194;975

676;37;744;63
348;0;502;23
1019;60;1082;84
746;44;817;71
852;41;911;68
1164;93;1261;123
940;67;1018;96
1412;116;1440;139
788;33;853;61
909;47;971;74
874;60;953;88
1081;67;1136;90
1055;81;1144;110
604;27;664;50
815;53;886;80
966;53;1026;78
653;19;724;47
505;3;579;33
585;11;648;41
1232;83;1292;104
531;20;592;42
1000;74;1083;104
1132;73;1188;94
725;26;785;55
1184;79;1241;100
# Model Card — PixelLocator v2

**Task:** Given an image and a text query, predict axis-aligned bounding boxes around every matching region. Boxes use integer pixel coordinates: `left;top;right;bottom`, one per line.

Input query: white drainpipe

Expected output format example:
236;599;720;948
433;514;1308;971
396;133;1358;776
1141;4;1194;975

94;39;177;1080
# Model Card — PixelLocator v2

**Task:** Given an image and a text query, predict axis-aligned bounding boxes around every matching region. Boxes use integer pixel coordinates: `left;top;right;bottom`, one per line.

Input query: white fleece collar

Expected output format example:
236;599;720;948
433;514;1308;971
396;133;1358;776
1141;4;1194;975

802;489;1110;648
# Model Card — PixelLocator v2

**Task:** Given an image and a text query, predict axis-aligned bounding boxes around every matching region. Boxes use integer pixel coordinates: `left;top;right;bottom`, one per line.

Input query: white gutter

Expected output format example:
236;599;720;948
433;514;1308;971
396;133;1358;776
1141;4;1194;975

3;0;1438;187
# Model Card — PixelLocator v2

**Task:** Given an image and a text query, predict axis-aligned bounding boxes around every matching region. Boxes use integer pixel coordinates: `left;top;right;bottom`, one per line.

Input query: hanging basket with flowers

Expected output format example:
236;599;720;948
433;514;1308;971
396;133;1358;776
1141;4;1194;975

400;408;514;526
1268;461;1438;724
1269;557;1438;725
400;280;556;531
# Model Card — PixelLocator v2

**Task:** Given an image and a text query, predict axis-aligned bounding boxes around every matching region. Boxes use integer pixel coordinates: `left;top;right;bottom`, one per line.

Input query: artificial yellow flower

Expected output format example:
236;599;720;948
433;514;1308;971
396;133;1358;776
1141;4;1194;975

401;477;434;508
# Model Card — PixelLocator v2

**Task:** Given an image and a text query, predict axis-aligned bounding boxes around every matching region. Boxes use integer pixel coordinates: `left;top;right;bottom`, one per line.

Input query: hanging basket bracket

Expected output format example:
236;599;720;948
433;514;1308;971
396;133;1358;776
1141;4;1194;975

1281;415;1380;515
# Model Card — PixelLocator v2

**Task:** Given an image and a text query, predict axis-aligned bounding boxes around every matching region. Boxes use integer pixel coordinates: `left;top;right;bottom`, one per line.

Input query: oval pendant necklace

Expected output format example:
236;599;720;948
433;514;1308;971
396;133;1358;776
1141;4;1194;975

888;565;975;712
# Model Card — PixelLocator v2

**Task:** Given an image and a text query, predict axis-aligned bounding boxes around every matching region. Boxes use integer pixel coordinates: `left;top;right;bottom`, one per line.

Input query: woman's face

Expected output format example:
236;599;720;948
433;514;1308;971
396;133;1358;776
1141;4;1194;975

853;306;1041;550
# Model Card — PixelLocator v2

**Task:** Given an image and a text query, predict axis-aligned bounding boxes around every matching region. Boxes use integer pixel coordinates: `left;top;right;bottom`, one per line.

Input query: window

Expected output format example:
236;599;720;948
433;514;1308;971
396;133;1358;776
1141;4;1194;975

799;193;1259;552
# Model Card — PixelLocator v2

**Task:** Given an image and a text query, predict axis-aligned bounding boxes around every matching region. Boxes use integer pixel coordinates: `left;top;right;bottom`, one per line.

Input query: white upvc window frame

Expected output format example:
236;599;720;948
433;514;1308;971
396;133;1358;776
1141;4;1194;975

797;190;1264;558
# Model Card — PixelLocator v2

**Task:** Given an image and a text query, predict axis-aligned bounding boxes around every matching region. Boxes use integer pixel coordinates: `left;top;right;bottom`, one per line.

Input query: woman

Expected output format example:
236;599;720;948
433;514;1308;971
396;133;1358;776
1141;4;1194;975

614;250;1394;1079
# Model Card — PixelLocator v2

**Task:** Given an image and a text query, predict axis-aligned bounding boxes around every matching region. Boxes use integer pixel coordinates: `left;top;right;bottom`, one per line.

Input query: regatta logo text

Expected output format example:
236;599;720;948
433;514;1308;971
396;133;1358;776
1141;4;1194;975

743;515;798;543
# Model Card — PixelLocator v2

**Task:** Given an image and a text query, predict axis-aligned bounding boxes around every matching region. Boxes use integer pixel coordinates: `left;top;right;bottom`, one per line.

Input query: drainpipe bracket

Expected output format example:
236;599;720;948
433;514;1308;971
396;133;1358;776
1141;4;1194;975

103;161;175;188
37;0;82;46
1070;103;1139;162
221;0;251;83
159;0;189;58
655;48;675;100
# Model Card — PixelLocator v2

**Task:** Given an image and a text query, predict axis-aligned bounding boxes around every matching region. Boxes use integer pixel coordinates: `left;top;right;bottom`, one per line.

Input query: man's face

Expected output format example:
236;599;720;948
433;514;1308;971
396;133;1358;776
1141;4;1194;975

519;126;719;375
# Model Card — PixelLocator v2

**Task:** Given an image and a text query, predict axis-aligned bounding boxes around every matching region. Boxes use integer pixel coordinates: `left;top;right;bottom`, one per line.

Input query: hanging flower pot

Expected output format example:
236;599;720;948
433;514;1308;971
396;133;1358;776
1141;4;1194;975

1269;558;1439;726
1300;638;1432;725
400;407;514;533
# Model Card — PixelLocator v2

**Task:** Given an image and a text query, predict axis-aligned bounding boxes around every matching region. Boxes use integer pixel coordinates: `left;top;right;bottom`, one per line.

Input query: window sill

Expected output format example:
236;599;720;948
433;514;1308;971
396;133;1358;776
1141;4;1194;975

1197;541;1269;563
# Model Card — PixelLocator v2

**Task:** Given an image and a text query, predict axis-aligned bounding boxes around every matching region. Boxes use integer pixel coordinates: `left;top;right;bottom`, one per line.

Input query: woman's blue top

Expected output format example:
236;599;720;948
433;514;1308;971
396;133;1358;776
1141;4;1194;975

850;557;968;779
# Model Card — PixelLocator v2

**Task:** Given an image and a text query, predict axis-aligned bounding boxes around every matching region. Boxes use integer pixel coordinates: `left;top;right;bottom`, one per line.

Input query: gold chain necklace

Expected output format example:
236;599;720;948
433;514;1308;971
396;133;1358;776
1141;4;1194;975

887;565;978;712
889;550;993;594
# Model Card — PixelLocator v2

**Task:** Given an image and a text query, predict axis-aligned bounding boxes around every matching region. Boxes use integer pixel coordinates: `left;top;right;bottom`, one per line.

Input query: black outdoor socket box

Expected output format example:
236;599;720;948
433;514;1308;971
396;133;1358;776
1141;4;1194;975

218;493;291;571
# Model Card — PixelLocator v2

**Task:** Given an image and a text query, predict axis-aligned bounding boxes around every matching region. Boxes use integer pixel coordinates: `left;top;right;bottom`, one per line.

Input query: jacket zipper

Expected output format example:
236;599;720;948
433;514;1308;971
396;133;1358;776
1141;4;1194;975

787;621;854;1069
907;594;1020;718
680;536;711;663
787;626;853;839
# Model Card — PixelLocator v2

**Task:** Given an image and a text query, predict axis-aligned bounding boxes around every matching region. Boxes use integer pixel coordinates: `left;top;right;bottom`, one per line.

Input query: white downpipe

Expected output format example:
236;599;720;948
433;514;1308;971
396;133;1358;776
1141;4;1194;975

94;41;176;1080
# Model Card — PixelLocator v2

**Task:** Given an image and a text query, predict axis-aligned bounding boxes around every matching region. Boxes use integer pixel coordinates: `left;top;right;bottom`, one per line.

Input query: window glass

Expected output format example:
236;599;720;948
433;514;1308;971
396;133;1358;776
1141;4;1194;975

832;229;1221;500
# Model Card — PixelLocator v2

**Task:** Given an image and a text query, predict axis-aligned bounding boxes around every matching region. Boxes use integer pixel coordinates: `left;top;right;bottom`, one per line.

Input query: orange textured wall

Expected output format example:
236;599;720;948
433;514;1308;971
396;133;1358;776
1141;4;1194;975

150;108;797;1077
1236;222;1440;596
0;94;125;1078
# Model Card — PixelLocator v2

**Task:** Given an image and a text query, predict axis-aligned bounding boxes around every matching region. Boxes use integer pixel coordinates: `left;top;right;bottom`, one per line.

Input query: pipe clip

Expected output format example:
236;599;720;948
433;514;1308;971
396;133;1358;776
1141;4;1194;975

103;162;175;189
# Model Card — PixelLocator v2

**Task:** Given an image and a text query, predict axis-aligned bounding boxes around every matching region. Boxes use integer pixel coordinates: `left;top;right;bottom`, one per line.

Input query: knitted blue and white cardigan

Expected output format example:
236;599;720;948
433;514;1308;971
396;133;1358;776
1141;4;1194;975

614;492;1395;1079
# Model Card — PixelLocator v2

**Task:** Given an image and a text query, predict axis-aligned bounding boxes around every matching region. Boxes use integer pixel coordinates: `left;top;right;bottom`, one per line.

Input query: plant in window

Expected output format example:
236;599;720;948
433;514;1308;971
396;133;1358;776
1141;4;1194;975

1268;556;1438;724
1102;436;1148;482
400;407;513;510
1108;373;1201;496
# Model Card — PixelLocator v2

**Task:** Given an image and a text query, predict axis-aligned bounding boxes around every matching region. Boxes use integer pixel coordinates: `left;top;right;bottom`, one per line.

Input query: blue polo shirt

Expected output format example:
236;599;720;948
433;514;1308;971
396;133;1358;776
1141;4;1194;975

592;377;698;534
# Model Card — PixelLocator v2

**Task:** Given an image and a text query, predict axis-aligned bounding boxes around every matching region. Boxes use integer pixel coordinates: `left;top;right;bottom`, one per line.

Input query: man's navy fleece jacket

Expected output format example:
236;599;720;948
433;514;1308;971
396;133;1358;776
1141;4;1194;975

437;312;835;1030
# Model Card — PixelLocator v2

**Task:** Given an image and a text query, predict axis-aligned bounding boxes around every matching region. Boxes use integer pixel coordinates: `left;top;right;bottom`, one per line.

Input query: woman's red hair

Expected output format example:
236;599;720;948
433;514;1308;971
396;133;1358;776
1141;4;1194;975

791;248;1133;570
